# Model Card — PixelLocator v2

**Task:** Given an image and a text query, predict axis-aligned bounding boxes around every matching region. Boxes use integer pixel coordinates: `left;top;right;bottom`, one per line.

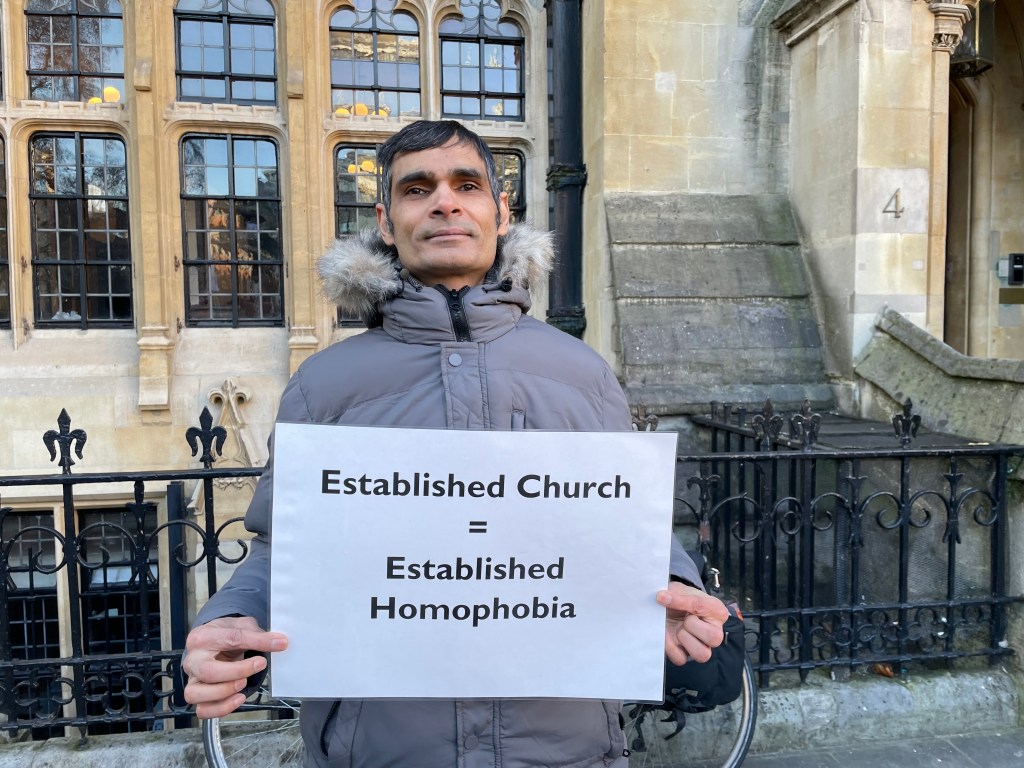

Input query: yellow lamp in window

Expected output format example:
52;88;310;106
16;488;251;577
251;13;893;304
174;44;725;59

360;159;375;173
354;103;369;116
334;106;351;115
102;86;121;103
347;164;358;174
88;97;102;104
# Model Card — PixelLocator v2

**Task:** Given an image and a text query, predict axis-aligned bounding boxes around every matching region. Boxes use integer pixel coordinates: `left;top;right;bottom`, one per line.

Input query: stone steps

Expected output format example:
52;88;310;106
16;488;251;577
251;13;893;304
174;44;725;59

606;192;831;414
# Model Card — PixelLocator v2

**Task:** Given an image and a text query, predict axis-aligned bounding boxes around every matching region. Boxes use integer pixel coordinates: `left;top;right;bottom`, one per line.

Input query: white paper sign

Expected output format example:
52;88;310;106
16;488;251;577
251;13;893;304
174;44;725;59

269;424;678;701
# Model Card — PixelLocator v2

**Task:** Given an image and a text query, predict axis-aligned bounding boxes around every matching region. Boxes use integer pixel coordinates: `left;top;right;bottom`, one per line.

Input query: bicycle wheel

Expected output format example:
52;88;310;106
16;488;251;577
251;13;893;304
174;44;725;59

623;655;757;768
202;697;303;768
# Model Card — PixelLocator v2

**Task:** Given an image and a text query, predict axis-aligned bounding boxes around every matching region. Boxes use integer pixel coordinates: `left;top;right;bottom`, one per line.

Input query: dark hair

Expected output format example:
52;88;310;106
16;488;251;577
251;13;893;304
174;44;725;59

377;120;502;230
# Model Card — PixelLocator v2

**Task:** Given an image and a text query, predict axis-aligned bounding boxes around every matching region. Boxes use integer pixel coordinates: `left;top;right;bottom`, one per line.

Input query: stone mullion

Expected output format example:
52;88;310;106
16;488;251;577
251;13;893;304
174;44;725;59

132;0;176;411
284;0;322;374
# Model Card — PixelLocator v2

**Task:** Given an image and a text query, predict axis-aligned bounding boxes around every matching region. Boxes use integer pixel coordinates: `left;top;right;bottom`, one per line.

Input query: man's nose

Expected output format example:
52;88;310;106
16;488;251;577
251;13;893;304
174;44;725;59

431;183;460;214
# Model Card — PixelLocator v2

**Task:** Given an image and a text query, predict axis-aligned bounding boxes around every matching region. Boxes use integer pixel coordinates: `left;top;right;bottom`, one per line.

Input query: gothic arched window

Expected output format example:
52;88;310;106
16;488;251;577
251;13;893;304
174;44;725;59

26;0;125;103
439;0;523;120
330;1;421;118
174;0;277;105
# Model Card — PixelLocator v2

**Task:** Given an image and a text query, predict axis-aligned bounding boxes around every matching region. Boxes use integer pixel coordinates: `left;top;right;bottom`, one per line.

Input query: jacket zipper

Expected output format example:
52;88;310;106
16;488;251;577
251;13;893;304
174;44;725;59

319;700;341;757
438;285;473;342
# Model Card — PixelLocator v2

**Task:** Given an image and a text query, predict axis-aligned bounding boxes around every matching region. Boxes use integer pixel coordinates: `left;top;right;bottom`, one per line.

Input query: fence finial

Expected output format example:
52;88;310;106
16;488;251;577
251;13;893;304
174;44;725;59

43;409;87;475
751;397;783;450
186;407;227;468
892;398;921;448
790;399;821;450
631;403;658;431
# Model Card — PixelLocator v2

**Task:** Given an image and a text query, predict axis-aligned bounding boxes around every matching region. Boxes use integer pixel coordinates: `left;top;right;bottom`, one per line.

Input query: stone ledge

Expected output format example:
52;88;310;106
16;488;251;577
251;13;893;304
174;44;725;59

0;669;1014;765
606;193;799;246
610;243;810;299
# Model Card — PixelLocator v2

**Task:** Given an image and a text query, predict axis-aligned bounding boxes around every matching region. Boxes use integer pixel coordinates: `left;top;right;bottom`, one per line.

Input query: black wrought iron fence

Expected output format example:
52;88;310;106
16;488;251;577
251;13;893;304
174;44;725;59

0;408;259;738
0;400;1022;738
682;399;1024;688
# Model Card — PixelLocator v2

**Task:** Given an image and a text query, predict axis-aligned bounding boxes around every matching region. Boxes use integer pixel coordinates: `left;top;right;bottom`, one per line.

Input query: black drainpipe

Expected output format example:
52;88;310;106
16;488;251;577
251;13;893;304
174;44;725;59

546;0;587;339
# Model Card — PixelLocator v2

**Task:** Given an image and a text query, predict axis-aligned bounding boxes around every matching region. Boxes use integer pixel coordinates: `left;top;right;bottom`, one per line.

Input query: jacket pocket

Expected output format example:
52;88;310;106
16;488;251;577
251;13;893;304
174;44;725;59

300;699;362;767
511;409;525;430
498;699;626;768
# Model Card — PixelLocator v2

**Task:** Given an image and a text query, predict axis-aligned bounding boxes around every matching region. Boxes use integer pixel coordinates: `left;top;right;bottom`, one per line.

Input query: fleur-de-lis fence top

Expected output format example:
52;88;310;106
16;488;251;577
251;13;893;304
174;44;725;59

790;399;821;450
186;407;227;469
750;397;784;450
630;403;659;432
43;409;87;475
892;398;921;448
686;460;721;555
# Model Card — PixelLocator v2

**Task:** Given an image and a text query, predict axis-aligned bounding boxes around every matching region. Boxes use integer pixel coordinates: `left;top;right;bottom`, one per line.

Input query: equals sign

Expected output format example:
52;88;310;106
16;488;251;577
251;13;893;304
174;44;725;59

468;521;488;533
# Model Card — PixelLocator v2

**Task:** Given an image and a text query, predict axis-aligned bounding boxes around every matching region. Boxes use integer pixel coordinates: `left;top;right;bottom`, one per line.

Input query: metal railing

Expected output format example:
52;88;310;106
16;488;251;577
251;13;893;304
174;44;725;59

0;407;258;738
682;398;1024;688
0;399;1021;738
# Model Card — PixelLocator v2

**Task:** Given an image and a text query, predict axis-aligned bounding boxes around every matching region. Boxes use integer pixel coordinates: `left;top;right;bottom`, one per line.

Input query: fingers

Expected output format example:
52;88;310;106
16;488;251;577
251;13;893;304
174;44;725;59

183;652;268;716
182;616;289;719
184;648;268;687
185;674;247;716
659;585;729;665
194;691;249;720
656;586;730;625
185;618;288;656
664;613;724;665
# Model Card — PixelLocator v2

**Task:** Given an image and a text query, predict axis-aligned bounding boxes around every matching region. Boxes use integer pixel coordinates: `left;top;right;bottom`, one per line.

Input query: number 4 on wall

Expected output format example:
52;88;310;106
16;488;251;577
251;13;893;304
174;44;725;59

883;188;905;219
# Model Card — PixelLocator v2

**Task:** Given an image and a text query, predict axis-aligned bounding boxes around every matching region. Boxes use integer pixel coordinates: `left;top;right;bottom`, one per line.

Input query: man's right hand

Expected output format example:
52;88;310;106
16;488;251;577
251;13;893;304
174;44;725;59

182;616;289;719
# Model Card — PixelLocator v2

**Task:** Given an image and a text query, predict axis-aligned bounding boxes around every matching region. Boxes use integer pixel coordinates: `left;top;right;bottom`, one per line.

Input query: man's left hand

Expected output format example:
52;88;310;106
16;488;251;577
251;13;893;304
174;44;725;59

657;583;729;665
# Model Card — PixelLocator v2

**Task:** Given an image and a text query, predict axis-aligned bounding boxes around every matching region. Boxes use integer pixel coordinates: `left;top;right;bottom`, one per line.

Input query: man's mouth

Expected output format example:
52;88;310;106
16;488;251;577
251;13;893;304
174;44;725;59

427;229;470;239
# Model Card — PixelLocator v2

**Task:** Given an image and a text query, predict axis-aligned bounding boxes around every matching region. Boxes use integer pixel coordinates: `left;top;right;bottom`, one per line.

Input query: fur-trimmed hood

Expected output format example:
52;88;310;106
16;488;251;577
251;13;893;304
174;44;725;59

318;222;554;323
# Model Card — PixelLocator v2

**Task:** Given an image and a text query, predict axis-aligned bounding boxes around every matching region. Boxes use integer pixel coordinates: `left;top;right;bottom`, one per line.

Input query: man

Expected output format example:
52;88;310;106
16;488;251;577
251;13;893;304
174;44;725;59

183;120;727;767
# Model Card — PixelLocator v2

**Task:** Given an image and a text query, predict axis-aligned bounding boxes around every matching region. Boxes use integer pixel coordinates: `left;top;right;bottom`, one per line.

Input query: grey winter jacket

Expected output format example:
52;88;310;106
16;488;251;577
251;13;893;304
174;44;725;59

196;223;703;768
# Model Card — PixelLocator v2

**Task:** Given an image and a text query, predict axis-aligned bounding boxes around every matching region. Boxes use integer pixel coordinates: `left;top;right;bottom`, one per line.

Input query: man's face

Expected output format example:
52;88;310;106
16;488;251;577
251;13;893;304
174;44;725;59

376;138;510;290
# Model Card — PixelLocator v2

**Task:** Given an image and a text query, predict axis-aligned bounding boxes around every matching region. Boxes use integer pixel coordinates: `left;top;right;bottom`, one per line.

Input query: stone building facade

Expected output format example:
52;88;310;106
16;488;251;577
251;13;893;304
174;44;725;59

2;0;551;485
0;0;551;661
0;0;1020;674
4;0;1018;493
585;0;1024;416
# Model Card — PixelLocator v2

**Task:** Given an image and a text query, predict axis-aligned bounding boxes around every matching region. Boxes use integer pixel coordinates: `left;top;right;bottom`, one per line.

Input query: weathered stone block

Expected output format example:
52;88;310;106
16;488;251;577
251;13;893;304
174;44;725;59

606;192;799;244
611;243;810;298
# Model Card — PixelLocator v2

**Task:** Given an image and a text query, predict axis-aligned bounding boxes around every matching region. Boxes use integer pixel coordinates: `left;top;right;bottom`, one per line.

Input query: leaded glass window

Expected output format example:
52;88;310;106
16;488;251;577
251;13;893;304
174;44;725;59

492;149;525;222
175;0;277;105
180;134;283;326
334;145;380;237
333;144;379;326
2;511;60;666
26;0;125;103
440;0;523;120
78;507;159;654
330;1;420;118
30;133;132;327
76;506;161;735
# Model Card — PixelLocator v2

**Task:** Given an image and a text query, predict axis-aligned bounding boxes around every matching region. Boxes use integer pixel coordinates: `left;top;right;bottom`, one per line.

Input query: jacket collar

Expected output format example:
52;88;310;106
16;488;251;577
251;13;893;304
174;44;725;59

318;223;555;343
